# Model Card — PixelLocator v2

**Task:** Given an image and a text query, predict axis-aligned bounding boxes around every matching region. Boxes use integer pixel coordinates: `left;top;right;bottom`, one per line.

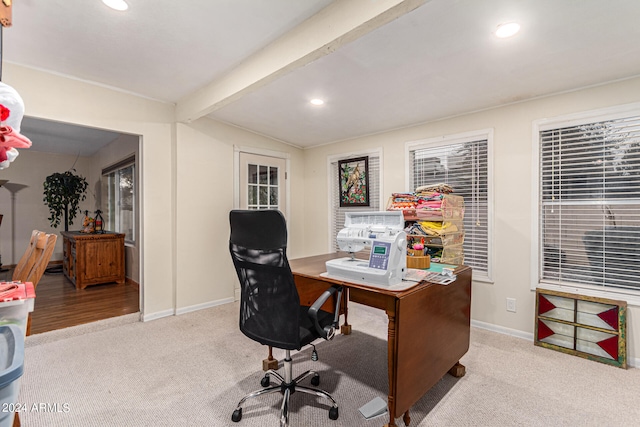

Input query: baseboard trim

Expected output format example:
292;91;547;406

142;309;175;322
4;260;64;270
125;277;140;290
175;297;235;316
471;319;534;341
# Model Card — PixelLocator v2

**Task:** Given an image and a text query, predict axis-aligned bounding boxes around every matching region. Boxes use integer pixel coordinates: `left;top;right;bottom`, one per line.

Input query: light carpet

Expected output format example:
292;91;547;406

17;302;640;426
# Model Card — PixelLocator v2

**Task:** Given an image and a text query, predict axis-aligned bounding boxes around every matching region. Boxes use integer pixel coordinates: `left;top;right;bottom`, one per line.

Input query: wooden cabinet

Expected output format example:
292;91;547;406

61;231;125;290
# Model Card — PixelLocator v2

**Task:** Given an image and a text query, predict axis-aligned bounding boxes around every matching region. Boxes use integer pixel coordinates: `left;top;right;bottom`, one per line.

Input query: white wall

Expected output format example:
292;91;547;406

174;119;305;313
301;76;640;365
2;64;307;320
6;62;638;365
4;64;175;319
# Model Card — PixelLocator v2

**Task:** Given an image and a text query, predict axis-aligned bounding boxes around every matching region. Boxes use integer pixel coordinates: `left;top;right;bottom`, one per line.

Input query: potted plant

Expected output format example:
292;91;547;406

43;170;89;231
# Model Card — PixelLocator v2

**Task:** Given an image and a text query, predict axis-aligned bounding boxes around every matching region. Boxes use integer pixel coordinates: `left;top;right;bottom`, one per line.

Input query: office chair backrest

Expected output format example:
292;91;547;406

229;210;302;350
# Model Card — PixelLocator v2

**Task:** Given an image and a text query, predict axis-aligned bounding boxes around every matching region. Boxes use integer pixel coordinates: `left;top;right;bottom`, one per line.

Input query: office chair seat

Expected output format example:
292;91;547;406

229;210;341;426
240;306;335;350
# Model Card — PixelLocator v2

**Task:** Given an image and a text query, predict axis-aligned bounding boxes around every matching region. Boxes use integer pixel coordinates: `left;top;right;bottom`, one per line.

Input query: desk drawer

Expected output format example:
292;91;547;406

349;288;390;311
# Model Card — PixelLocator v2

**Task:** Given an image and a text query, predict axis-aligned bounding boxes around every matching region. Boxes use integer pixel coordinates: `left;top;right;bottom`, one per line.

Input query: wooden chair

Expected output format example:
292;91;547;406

12;230;40;281
9;230;57;427
11;230;57;335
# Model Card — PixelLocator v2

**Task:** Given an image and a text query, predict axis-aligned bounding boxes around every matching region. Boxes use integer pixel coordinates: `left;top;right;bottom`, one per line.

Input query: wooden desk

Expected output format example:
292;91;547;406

289;253;472;427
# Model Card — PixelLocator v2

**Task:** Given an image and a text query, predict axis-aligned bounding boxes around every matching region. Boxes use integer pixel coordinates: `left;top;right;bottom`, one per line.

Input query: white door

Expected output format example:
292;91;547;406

239;152;286;213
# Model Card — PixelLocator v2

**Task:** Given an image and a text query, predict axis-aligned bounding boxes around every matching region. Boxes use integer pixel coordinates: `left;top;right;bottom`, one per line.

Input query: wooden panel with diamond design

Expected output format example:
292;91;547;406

535;289;627;369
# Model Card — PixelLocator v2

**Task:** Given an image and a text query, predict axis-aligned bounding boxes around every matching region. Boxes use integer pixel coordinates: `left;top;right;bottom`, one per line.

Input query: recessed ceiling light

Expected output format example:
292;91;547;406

310;99;325;106
495;22;520;38
102;0;129;11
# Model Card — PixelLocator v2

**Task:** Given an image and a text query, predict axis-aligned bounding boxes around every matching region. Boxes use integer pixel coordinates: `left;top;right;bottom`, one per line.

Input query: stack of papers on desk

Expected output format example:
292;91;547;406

403;268;428;282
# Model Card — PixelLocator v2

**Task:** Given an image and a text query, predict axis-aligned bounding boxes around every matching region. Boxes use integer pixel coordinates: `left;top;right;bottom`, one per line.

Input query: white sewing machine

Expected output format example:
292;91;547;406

325;211;407;286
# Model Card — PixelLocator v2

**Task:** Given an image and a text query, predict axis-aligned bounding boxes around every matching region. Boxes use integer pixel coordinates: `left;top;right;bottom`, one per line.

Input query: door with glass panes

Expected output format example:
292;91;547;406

239;153;286;213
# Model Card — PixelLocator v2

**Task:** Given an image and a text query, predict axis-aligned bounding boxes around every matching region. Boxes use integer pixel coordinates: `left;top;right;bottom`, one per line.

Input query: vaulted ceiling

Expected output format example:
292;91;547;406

6;0;640;152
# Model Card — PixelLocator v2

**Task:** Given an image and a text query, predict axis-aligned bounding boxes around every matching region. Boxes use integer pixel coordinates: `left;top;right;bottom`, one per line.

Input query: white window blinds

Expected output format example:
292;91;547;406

330;155;381;251
409;139;490;277
539;114;640;291
102;156;136;243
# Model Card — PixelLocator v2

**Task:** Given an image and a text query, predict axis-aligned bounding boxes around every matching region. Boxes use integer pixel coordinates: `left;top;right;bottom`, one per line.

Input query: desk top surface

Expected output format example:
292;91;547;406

289;252;471;296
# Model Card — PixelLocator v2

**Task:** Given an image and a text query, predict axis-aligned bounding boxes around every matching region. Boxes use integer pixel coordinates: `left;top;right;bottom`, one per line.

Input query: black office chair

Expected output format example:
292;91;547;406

229;210;342;426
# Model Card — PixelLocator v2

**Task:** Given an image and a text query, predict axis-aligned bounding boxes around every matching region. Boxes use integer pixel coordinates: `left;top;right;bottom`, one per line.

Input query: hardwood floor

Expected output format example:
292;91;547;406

28;269;140;335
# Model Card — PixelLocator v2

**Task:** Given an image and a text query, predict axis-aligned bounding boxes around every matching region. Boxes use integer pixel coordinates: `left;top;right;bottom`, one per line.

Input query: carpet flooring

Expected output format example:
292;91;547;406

17;301;640;426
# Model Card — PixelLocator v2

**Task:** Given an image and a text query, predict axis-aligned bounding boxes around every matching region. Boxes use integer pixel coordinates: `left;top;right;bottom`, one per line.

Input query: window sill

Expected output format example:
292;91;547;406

472;274;493;284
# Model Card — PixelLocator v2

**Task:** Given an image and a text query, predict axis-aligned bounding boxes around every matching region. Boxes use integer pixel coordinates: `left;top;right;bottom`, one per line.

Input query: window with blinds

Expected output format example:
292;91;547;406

330;155;381;251
539;114;640;292
408;138;490;278
102;155;136;243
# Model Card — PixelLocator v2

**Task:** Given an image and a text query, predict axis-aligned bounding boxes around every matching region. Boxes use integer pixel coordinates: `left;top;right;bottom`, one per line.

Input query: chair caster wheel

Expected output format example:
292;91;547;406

261;375;270;387
311;373;320;386
329;406;339;420
231;408;242;422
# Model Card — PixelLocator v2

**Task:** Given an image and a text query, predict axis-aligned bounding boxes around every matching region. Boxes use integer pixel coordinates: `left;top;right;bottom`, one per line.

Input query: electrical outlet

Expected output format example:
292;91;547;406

506;298;516;313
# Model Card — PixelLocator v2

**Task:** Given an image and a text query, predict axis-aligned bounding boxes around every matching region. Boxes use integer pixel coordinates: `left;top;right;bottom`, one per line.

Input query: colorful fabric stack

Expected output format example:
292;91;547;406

387;193;417;210
388;186;465;265
407;220;461;237
415;192;444;211
415;183;454;195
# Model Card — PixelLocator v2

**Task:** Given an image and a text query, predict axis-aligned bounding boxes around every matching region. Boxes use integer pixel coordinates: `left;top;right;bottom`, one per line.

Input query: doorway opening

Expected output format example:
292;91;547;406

0;117;142;334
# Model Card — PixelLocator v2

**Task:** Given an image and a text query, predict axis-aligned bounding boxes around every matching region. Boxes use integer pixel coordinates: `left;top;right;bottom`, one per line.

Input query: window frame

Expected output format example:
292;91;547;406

531;102;640;305
102;155;136;245
233;145;291;218
405;129;494;282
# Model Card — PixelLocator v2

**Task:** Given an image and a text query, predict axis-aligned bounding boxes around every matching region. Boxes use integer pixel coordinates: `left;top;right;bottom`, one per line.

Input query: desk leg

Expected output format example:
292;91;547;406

403;410;411;426
448;361;466;378
263;346;278;371
340;288;351;335
385;308;398;427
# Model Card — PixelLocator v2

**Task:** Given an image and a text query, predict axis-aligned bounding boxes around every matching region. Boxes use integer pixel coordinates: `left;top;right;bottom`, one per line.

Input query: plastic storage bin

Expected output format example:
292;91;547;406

0;282;36;337
0;325;25;427
0;282;34;427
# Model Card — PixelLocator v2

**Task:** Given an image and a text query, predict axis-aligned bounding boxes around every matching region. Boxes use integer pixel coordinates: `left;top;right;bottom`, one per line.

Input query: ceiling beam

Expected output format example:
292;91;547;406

175;0;428;123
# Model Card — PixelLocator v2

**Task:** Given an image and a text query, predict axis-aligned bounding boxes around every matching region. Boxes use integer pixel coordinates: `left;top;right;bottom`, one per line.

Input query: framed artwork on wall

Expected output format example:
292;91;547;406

338;156;369;207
